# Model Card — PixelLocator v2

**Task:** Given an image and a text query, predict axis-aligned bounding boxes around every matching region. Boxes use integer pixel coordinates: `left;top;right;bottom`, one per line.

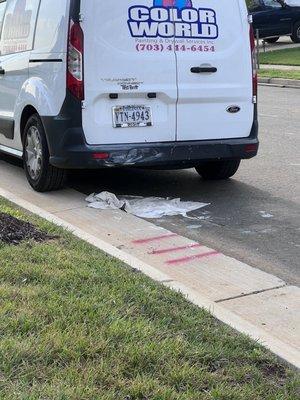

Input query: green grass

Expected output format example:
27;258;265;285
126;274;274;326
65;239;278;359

259;47;300;66
0;198;299;400
259;69;300;80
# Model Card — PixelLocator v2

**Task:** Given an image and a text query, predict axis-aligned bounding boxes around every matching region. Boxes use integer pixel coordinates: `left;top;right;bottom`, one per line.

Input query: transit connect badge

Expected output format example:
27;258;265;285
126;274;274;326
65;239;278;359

128;0;219;39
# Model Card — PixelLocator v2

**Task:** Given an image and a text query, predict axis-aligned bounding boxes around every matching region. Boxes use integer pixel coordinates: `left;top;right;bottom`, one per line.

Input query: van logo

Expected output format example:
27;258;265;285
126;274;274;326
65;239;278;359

154;1;193;8
227;106;241;114
128;1;219;39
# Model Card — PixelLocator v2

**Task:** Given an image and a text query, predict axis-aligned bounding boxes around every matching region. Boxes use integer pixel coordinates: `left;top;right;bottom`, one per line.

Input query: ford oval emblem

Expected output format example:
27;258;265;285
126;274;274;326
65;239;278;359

227;105;241;114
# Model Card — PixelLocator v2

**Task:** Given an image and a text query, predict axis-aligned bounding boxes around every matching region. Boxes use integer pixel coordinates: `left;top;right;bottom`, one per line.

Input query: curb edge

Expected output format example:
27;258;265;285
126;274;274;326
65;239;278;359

258;77;300;88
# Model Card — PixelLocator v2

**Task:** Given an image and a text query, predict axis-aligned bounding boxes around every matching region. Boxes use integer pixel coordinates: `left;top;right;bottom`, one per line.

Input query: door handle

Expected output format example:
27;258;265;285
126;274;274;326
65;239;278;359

0;68;5;75
190;66;217;73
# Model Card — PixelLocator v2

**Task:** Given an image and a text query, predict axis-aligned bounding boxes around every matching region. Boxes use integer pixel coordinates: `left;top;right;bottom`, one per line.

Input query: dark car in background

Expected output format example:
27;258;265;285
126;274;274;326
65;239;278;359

248;0;300;43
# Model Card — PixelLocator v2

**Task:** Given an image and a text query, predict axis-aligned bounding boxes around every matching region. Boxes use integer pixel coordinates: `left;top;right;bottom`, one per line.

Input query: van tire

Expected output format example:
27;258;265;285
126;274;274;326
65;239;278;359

23;114;66;192
195;160;241;180
291;22;300;43
265;37;279;44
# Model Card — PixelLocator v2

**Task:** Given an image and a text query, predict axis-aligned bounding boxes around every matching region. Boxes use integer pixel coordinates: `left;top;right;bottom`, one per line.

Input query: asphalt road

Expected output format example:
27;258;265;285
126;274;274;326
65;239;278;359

69;85;300;286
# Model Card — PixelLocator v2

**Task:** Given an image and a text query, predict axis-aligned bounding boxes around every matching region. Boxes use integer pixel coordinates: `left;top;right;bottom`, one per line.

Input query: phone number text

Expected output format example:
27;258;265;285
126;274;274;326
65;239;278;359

136;43;215;52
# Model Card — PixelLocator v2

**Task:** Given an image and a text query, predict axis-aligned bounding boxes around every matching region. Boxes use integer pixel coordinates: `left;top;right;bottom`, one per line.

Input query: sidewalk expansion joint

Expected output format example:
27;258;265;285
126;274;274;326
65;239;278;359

53;206;86;214
215;284;287;304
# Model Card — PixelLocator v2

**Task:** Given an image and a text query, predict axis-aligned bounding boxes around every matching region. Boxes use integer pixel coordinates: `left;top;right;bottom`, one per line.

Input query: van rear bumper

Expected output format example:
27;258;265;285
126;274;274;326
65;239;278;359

48;133;259;169
42;93;259;170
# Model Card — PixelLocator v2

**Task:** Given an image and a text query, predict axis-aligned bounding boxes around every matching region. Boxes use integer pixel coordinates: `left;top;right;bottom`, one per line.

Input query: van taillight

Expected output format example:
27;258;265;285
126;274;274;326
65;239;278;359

250;24;258;101
67;20;84;100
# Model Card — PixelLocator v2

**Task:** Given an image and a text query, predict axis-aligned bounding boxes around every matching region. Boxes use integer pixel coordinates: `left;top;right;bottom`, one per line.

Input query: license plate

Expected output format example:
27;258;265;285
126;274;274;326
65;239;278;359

112;105;153;128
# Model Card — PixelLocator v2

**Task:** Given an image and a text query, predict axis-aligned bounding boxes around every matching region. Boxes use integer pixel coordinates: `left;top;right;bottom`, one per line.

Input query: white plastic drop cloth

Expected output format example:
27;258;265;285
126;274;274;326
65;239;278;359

285;1;300;6
86;192;209;219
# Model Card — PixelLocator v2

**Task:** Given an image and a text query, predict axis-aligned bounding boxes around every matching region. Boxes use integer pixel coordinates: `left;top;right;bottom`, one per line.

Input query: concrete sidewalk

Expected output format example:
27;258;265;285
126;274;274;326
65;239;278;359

260;43;300;52
260;64;300;71
0;160;299;368
259;37;300;52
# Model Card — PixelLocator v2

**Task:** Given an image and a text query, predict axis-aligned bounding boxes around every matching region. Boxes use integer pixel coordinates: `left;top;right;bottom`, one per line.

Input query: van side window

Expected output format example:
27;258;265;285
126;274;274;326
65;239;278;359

0;0;40;56
0;1;7;37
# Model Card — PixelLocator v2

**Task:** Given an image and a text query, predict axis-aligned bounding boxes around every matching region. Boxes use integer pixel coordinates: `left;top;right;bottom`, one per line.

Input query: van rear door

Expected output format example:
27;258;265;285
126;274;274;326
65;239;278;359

81;0;177;145
175;0;254;141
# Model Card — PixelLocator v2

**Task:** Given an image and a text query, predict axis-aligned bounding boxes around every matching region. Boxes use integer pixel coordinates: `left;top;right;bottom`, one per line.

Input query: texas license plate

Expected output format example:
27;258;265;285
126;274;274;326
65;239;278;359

112;105;153;128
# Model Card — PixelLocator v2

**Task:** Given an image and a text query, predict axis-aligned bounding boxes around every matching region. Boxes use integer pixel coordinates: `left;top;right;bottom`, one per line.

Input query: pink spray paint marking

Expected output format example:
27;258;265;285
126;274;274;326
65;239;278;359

149;243;203;255
166;250;220;265
133;233;177;245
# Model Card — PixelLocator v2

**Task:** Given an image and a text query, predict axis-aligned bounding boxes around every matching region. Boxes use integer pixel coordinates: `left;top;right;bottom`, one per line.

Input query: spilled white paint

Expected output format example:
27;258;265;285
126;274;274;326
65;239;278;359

259;211;274;218
187;225;203;230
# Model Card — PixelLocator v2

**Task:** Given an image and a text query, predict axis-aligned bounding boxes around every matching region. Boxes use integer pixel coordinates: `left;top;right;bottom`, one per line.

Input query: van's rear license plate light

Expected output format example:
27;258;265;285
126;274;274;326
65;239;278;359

112;105;153;128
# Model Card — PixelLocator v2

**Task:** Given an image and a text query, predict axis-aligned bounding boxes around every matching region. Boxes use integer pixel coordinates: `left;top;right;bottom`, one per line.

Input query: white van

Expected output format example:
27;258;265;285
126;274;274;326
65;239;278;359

0;0;259;192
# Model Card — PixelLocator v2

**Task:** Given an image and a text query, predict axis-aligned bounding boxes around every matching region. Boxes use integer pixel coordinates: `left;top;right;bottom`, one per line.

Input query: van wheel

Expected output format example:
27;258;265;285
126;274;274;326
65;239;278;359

195;160;241;180
291;22;300;43
265;37;279;44
23;114;66;192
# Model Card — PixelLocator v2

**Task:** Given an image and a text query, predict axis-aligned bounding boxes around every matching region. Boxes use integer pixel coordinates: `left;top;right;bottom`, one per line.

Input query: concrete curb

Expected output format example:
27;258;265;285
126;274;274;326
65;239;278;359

0;185;299;369
258;77;300;88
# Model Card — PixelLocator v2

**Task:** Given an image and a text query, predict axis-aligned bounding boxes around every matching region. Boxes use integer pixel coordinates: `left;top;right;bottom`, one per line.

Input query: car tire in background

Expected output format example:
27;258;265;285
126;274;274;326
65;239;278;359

195;160;241;180
23;114;66;192
291;22;300;43
265;37;279;43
